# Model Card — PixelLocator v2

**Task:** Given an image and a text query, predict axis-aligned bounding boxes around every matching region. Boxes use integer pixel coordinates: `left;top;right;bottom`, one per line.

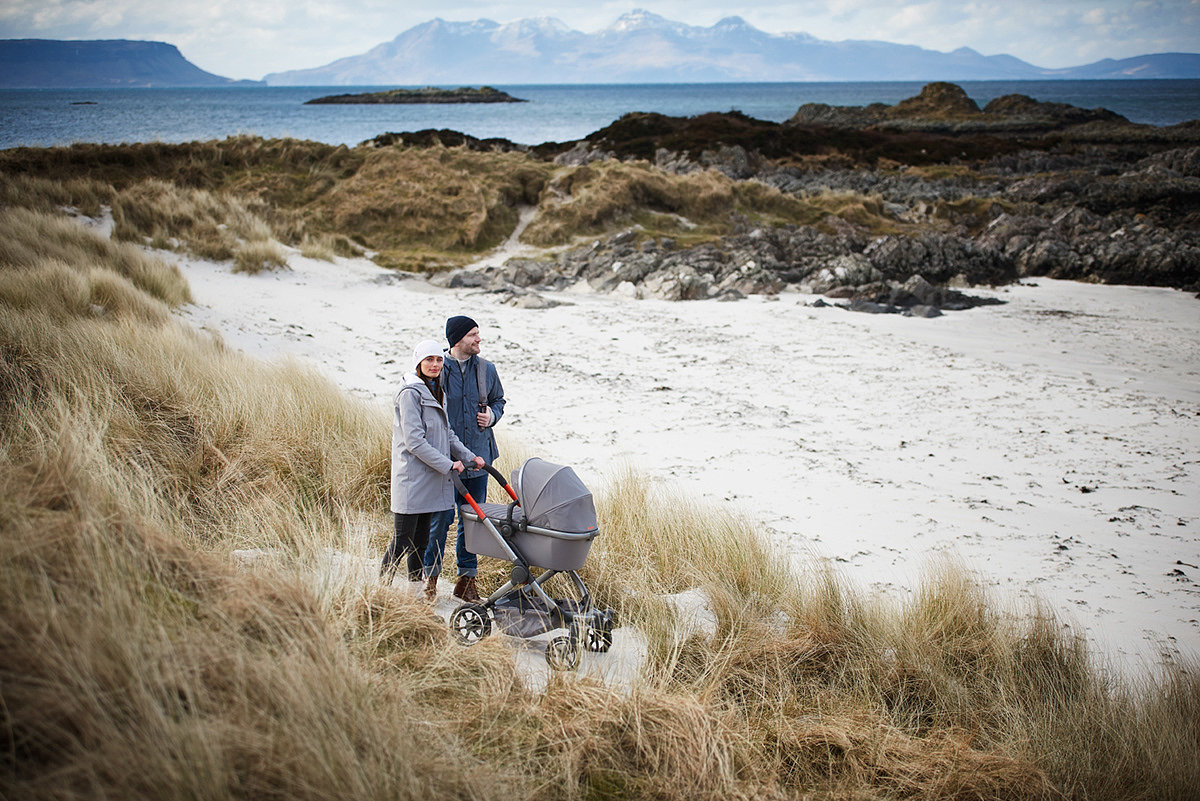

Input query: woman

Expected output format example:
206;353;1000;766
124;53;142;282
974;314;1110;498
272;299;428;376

385;339;483;599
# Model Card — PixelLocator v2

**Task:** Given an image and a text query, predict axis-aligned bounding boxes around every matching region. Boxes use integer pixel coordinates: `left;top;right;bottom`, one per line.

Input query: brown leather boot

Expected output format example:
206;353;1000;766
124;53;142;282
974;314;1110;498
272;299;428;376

423;575;438;602
453;575;481;603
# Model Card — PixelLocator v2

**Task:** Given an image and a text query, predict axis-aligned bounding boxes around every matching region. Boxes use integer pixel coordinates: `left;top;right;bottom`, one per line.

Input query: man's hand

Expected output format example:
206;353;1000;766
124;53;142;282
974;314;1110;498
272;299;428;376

476;407;492;428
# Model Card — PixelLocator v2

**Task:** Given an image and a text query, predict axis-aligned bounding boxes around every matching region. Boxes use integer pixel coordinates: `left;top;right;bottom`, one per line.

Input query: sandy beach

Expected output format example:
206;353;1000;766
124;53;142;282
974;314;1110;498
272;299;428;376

176;245;1199;674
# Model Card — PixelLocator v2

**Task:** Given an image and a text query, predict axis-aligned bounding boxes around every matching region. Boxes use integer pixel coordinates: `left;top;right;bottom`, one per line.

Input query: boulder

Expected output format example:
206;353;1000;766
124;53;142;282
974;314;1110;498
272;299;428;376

553;142;613;166
847;298;898;314
507;292;562;309
807;253;879;293
506;259;548;287
642;267;711;301
443;270;493;289
613;280;642;299
699;144;762;180
891;274;942;307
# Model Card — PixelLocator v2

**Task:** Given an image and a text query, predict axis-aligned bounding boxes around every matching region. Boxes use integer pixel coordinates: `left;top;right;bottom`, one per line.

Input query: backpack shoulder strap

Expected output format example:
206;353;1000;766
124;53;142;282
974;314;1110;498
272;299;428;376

476;357;488;408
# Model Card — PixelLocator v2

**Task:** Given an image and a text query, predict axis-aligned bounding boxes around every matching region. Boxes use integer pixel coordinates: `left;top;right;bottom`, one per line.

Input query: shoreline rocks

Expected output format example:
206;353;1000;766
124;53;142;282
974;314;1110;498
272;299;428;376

440;224;1014;314
520;84;1200;299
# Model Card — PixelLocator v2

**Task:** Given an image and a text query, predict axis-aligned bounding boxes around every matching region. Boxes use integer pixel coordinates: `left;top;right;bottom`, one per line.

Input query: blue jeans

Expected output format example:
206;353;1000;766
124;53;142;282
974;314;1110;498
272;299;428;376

424;474;486;578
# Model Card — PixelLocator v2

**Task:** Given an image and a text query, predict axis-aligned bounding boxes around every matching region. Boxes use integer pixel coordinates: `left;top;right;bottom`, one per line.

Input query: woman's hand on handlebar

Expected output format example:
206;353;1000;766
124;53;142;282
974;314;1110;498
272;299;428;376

471;456;485;469
451;460;465;473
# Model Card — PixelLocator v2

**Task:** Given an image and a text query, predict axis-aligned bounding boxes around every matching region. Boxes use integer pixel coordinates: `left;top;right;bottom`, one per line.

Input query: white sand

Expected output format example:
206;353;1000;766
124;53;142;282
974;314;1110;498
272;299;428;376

176;246;1200;676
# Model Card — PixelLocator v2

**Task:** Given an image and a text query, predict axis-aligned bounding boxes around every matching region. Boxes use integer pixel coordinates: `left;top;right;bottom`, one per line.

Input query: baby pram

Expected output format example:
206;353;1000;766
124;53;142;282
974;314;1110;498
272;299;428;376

449;458;616;671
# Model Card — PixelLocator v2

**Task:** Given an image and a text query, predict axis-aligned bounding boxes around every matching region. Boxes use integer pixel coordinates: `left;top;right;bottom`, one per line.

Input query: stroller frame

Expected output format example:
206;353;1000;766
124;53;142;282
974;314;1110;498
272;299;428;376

448;463;615;670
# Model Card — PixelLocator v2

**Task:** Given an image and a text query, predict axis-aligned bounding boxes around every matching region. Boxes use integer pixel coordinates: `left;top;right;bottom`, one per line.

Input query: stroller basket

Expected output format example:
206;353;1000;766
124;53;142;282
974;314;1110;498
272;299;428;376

490;589;590;637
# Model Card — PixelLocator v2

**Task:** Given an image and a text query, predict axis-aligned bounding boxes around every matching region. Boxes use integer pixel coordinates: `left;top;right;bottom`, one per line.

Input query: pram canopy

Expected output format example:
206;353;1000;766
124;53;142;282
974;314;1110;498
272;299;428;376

511;458;597;534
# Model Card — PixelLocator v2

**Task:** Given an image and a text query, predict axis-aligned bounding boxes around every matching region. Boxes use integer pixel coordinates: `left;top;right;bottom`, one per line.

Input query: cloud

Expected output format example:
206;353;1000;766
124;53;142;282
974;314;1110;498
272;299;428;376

1;1;1197;78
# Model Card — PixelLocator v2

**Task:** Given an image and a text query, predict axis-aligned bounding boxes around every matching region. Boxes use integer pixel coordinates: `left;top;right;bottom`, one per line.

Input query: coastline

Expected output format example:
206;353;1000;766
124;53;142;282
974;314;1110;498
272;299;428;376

4;79;1199;150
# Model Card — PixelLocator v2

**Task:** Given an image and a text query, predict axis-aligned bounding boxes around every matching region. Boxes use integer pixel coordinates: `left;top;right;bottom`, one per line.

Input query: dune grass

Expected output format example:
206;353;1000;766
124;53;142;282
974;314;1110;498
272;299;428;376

315;145;552;271
299;233;338;262
233;238;290;274
2;199;1198;800
521;160;910;247
110;178;291;270
3;136;915;274
0;205;192;310
520;160;791;246
0;170;115;217
0;136;361;198
586;474;1200;798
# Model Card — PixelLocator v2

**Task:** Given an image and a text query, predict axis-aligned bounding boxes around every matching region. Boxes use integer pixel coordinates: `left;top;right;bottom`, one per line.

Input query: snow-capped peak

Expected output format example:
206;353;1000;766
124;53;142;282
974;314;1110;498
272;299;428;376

606;9;674;32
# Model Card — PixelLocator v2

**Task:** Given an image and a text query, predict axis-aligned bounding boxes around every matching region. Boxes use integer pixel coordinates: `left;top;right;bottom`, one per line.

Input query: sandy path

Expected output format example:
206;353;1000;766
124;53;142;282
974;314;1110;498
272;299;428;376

177;249;1200;672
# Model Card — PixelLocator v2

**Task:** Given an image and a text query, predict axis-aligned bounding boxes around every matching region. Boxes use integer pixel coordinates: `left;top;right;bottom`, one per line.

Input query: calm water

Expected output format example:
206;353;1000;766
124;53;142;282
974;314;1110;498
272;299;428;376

2;80;1199;150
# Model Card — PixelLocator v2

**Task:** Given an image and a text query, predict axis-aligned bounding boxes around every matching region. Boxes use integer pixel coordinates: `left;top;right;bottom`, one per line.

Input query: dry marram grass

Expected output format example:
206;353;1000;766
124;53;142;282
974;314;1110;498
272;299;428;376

112;178;290;270
3;136;918;273
2;178;1198;801
318;145;551;270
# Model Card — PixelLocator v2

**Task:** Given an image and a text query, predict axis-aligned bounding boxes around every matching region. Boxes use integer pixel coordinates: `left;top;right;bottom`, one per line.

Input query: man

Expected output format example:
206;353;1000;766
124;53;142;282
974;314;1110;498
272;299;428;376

424;315;506;603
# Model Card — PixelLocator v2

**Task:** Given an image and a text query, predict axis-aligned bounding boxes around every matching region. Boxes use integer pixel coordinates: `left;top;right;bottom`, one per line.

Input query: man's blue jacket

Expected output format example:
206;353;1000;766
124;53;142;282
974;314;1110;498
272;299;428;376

439;354;505;475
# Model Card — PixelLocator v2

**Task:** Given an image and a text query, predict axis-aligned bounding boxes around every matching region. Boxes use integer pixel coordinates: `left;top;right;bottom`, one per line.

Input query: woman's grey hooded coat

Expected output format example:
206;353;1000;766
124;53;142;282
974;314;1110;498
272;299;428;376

391;372;477;514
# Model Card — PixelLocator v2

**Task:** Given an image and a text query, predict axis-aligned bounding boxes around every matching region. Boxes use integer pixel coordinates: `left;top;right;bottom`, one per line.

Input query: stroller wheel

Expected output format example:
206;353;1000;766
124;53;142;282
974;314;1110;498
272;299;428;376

450;603;491;646
545;636;580;671
584;626;613;653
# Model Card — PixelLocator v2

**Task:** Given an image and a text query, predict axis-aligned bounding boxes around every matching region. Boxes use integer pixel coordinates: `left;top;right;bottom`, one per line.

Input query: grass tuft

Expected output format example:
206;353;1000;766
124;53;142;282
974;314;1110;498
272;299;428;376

112;178;288;270
233;239;289;274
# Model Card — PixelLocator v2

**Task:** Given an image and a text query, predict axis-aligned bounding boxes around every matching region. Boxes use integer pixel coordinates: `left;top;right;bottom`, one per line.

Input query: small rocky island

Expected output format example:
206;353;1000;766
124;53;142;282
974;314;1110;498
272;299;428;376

304;86;527;105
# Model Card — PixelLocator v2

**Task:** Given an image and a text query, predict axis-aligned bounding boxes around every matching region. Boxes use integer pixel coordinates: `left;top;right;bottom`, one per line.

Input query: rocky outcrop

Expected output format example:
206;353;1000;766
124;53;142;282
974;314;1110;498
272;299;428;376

893;82;981;118
439;223;1014;312
306;86;526;104
979;208;1200;286
787;81;1131;134
981;93;1126;126
418;82;1199;304
363;129;530;152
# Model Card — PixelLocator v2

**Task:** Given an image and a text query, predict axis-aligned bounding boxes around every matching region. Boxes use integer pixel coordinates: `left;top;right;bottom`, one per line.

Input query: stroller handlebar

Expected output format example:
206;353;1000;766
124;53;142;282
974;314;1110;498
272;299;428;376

451;461;519;504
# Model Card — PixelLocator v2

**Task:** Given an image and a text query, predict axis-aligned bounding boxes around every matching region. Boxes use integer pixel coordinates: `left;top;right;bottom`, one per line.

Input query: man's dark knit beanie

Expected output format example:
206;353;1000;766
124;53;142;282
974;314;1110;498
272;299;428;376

446;315;478;348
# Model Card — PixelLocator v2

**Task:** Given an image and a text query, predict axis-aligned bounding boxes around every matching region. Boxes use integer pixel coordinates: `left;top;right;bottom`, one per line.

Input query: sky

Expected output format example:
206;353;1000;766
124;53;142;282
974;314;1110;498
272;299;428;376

1;1;1198;81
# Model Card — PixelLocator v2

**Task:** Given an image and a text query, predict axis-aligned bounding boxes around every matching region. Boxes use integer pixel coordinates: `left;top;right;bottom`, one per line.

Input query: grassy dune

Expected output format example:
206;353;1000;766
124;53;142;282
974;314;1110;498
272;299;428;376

3;190;1199;800
1;136;923;274
314;145;551;271
518;160;882;247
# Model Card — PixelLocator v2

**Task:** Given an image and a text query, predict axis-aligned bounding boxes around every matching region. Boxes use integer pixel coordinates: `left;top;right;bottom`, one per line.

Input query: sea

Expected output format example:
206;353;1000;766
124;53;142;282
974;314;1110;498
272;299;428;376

2;80;1199;151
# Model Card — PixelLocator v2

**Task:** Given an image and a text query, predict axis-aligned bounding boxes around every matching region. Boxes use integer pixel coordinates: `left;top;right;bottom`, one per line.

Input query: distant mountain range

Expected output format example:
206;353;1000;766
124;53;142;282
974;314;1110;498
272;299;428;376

3;11;1199;89
264;9;1200;85
0;39;263;88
